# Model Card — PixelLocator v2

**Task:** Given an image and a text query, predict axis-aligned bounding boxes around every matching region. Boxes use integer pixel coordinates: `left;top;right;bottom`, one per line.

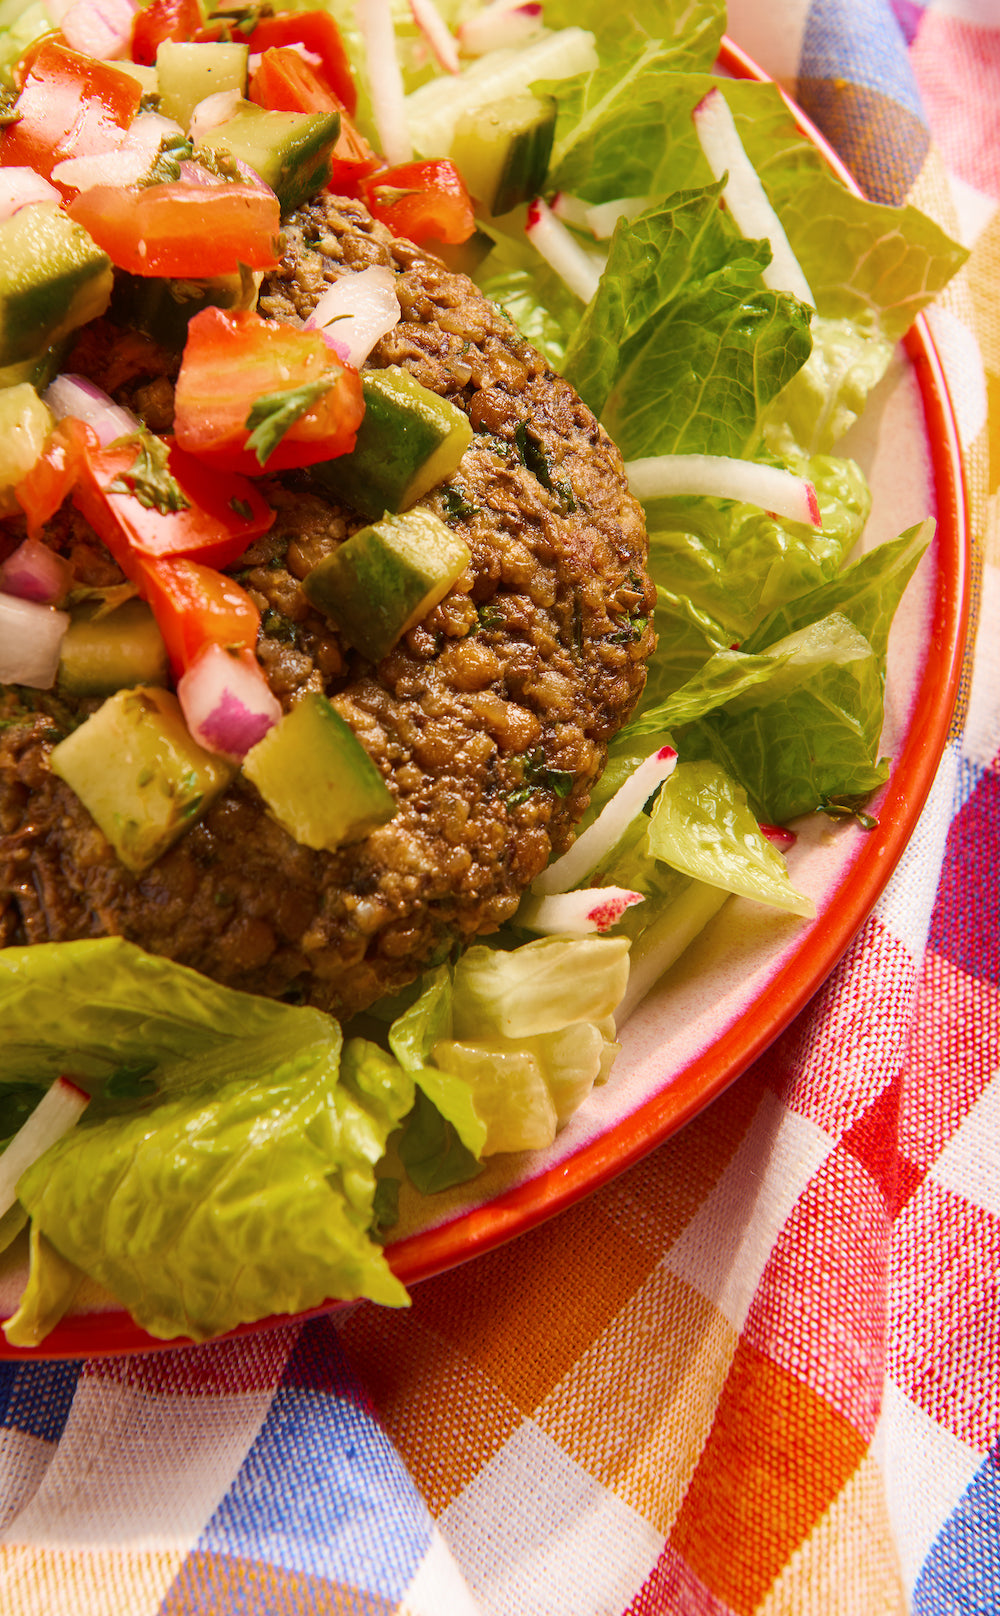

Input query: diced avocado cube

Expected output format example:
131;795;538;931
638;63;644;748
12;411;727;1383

311;366;473;520
242;691;396;850
302;508;471;664
50;686;234;872
110;264;259;347
195;102;341;215
0;383;52;507
155;41;248;131
450;93;557;218
57;598;169;698
0;203;112;369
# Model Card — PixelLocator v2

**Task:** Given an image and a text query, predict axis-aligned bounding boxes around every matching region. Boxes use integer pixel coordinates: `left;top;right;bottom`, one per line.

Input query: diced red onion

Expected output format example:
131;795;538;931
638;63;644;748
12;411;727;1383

60;0;136;60
189;89;245;145
128;110;186;156
526;198;604;303
43;375;141;447
178;643;282;761
316;328;352;362
692;87;814;306
0;1075;90;1219
356;0;413;165
518;885;644;937
625;453;822;527
533;746;678;897
304;266;401;368
52;145;153;191
0;168;61;222
0;538;73;606
0;591;71;689
458;0;543;56
409;0;459;73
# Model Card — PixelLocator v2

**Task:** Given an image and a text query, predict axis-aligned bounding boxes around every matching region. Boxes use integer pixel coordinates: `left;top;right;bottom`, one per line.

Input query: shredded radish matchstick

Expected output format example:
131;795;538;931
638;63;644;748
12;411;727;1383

526;198;604;303
533;745;678;896
409;0;459;73
0;1076;90;1218
518;885;644;936
625;453;821;527
693;87;815;307
356;0;412;164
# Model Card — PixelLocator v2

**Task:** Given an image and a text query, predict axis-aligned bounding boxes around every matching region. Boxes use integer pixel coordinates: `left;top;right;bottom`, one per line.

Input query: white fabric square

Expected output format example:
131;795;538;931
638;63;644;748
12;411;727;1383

927;1070;1000;1220
873;1377;983;1595
662;1088;833;1332
0;1380;276;1552
439;1419;662;1616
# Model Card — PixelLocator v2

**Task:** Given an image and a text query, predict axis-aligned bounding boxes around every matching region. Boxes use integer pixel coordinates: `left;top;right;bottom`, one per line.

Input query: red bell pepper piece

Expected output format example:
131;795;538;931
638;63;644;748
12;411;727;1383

14;418;99;537
0;40;142;184
243;11;356;114
173;307;366;477
72;436;275;581
359;160;475;245
66;180;283;277
137;554;261;675
131;0;204;65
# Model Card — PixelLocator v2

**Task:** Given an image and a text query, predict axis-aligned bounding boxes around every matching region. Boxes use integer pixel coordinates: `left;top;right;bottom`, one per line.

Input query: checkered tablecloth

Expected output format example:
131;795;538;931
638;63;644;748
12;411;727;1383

2;1;998;1611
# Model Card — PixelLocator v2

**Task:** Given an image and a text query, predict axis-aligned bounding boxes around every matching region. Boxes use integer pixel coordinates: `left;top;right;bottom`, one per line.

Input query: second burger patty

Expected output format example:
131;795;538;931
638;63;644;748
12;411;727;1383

0;194;657;1019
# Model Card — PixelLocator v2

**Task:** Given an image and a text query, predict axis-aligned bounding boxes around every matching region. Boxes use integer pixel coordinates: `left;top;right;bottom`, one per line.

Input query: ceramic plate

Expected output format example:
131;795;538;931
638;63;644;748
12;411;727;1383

0;38;969;1357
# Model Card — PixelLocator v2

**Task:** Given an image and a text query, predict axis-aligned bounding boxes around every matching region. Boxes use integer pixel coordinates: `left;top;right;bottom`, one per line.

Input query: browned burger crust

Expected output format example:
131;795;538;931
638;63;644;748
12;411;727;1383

0;196;656;1019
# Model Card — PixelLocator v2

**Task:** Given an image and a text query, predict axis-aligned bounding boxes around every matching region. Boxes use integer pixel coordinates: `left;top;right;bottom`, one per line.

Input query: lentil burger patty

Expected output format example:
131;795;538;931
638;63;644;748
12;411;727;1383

0;195;656;1019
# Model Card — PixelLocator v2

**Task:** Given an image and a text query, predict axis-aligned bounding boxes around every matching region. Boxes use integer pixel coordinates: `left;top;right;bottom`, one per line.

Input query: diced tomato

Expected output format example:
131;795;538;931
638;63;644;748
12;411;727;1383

72;436;275;582
137;554;261;674
359;160;475;245
242;11;356;114
131;0;203;65
248;47;379;195
173;307;366;477
0;40;142;185
14;418;99;537
66;181;283;277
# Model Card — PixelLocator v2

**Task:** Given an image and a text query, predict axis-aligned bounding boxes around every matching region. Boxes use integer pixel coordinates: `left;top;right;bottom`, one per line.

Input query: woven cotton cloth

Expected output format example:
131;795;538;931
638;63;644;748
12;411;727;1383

2;2;998;1612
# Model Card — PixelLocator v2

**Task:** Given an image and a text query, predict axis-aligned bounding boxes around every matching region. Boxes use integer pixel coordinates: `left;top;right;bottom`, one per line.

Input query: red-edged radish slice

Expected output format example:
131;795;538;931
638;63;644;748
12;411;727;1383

550;191;591;231
0;1076;90;1219
0;591;71;688
533;745;678;897
616;881;731;1025
526;198;603;303
409;0;459;73
356;0;413;164
518;885;644;936
457;0;543;56
692;87;814;307
760;822;796;852
625;453;822;527
177;643;282;760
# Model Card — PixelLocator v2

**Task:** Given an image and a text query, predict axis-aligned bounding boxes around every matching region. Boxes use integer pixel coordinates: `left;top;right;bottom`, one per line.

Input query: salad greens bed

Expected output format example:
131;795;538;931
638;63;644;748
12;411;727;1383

0;0;966;1346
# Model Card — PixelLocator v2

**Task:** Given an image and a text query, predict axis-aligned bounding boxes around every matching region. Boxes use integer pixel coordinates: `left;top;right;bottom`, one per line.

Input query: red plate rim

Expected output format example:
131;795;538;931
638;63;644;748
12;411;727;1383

3;37;970;1359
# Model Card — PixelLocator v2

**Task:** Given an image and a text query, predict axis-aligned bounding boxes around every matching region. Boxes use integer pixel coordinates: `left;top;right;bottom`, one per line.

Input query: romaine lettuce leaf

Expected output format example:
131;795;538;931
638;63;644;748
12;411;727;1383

0;939;413;1342
391;937;630;1163
562;183;813;456
678;613;890;823
646;760;814;916
763;317;895;459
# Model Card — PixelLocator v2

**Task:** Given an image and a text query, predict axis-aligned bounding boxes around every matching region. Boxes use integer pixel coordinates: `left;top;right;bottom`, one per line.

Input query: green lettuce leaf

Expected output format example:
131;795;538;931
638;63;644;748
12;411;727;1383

0;939;413;1342
388;965;489;1160
763;317;895;459
678;612;890;823
562;183;813;456
646;760;814;915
